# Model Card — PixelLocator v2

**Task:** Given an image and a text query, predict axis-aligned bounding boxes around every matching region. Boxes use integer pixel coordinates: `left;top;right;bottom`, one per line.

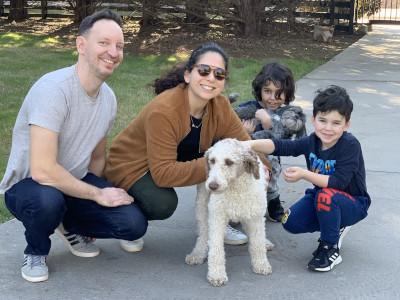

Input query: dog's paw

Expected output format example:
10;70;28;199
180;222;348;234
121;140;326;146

265;239;275;251
207;274;228;287
185;253;206;265
253;263;272;275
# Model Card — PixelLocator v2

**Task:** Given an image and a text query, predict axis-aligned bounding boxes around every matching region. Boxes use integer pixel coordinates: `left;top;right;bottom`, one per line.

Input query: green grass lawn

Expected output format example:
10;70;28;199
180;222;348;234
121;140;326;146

0;31;325;223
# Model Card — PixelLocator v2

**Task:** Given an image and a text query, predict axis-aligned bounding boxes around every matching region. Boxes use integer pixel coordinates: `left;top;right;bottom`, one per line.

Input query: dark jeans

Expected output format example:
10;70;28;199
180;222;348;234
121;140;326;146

127;172;178;221
5;173;148;256
282;188;369;245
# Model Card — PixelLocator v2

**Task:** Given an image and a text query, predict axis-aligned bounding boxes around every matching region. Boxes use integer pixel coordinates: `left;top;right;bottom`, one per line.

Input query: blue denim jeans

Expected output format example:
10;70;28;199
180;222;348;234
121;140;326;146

5;173;148;256
282;188;369;245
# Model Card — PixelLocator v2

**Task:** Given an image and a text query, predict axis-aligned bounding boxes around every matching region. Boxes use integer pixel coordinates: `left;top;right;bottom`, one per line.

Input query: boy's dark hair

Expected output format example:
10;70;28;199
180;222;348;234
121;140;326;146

313;85;353;122
151;42;229;95
252;62;295;106
78;9;122;37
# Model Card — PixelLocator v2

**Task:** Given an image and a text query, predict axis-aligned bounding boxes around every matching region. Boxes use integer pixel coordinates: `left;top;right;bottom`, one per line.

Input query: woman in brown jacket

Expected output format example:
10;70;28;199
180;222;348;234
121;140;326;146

104;42;271;251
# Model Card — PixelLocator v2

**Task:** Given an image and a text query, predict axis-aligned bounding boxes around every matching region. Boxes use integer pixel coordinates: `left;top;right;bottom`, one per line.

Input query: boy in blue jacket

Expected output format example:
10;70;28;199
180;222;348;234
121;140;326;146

242;85;370;272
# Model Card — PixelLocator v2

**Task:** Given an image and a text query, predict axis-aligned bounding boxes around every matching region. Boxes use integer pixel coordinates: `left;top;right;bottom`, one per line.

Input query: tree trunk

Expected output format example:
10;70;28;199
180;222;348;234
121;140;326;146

8;0;28;21
287;0;298;30
139;0;160;28
234;0;266;37
74;0;95;23
185;0;208;28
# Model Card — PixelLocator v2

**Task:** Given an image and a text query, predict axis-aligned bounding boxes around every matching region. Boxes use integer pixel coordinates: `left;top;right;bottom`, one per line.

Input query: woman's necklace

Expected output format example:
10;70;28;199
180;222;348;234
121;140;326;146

190;115;203;129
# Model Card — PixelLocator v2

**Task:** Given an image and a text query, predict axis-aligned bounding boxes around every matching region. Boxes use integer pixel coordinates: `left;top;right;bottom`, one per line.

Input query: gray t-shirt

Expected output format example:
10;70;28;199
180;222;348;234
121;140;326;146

0;65;117;193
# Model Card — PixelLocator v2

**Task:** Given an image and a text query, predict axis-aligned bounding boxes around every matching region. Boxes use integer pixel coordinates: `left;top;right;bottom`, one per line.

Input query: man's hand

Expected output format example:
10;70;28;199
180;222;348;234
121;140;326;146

283;167;304;183
242;119;256;135
96;187;134;207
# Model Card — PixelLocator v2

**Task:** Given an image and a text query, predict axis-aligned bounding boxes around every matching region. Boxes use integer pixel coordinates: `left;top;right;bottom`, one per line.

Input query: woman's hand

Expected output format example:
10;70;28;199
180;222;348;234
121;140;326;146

262;164;271;190
242;119;256;135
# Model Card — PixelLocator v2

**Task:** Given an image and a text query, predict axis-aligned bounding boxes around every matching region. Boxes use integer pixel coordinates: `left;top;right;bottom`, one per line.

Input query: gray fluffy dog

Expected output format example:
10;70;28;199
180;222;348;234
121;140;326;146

228;93;307;140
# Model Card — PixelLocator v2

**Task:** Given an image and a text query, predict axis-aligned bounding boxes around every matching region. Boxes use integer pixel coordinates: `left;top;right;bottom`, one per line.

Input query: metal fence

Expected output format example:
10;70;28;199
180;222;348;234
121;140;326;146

357;0;400;23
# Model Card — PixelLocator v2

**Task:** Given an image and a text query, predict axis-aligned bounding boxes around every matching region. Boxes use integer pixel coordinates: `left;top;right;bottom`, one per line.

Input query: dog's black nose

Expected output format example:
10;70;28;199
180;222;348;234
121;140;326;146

208;182;219;191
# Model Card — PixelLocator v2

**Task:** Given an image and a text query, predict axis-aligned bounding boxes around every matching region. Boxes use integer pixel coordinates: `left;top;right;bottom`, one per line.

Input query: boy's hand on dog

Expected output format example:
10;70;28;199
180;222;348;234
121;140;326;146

255;109;271;130
283;167;304;183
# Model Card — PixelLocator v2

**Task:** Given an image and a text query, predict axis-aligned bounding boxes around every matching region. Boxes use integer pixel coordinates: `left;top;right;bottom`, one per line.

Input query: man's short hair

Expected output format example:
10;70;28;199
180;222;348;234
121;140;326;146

313;85;353;122
78;9;122;37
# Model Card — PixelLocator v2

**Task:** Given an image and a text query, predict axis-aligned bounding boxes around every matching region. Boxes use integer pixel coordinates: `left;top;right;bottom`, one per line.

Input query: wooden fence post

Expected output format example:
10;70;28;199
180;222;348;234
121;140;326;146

330;0;336;26
0;0;4;17
8;0;28;21
349;0;355;34
41;0;47;19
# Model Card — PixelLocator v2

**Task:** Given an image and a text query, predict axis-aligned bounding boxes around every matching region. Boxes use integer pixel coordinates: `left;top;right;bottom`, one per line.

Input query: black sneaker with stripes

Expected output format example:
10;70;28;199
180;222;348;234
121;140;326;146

307;239;342;272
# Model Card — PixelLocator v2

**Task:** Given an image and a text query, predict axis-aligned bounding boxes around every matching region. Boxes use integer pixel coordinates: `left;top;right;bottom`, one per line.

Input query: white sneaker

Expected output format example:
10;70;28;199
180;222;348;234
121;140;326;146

120;238;144;252
338;226;351;249
224;224;248;245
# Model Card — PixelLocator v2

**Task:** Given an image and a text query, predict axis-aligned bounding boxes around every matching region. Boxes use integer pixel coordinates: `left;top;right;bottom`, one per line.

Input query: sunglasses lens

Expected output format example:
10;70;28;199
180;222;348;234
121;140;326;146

214;68;226;80
196;64;227;81
197;65;211;76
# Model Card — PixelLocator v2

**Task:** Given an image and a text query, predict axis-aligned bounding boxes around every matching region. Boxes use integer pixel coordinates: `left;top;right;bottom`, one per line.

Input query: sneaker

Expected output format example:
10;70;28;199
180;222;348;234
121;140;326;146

307;239;342;272
120;238;144;252
267;195;285;222
312;238;324;257
21;254;48;282
224;224;248;245
338;226;351;249
54;223;100;258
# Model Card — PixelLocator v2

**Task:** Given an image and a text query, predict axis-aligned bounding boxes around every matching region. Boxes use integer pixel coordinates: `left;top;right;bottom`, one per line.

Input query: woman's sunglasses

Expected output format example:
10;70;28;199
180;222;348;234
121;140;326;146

193;64;228;81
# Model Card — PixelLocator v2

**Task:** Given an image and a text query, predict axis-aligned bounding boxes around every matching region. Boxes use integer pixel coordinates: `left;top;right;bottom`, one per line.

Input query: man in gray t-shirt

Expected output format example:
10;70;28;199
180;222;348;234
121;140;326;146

0;9;147;283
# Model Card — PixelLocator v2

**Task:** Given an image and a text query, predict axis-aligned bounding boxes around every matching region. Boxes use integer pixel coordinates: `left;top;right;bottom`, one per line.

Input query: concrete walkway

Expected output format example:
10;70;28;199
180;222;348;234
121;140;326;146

1;25;399;299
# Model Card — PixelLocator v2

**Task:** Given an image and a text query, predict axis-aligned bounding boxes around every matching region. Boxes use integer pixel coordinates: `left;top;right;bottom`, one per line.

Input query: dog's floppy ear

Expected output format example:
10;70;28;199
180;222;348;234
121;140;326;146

227;92;239;104
242;147;260;180
204;149;211;173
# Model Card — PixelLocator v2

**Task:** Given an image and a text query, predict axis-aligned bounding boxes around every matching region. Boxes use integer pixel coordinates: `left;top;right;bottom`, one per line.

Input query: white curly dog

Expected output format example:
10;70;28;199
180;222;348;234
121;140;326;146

185;138;274;286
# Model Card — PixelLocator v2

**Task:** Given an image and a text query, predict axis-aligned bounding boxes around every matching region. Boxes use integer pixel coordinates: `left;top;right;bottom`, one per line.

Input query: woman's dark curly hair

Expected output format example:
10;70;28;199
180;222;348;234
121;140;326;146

252;62;295;106
151;42;229;95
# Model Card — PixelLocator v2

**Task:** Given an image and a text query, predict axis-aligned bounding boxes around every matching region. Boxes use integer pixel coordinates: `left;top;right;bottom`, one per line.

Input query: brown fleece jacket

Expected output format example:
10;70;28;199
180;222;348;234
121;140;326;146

104;84;271;190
